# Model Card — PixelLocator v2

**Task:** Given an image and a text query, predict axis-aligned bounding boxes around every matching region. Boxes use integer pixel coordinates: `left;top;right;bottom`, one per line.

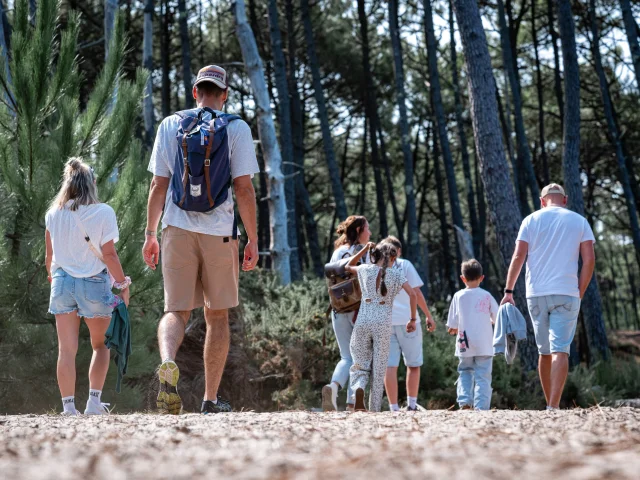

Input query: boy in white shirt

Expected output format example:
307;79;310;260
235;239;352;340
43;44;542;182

446;259;499;410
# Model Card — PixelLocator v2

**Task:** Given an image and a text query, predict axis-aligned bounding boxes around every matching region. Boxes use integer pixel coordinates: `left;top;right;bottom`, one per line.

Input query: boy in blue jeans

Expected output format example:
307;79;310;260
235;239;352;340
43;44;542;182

446;259;499;410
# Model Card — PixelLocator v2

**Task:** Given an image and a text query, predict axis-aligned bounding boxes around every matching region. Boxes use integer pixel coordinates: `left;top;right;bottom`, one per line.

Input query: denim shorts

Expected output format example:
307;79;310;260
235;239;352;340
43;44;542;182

49;269;116;319
388;323;424;367
527;295;581;355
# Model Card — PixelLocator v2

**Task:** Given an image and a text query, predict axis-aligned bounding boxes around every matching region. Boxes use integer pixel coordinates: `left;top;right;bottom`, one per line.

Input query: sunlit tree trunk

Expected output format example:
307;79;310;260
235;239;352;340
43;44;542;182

177;0;193;109
142;0;154;145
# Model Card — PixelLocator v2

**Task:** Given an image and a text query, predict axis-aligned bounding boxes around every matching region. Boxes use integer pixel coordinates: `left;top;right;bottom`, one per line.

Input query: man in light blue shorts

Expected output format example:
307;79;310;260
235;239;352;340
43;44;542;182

501;184;596;410
382;237;436;411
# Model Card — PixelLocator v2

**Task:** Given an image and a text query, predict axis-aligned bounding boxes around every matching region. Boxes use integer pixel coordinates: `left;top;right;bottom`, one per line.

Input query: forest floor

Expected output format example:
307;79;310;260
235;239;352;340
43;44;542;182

1;408;639;479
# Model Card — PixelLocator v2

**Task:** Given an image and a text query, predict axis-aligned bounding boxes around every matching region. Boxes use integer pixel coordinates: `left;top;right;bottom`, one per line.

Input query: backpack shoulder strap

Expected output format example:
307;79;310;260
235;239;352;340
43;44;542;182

175;108;200;120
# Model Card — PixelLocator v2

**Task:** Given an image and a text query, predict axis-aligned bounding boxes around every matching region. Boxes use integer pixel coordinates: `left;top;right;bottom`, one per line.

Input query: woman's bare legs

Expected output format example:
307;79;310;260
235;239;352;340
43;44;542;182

55;312;81;397
85;316;111;390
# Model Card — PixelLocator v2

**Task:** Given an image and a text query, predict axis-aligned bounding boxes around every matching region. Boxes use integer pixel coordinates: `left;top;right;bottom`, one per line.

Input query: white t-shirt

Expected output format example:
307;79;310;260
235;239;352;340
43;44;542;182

147;110;260;236
390;258;423;326
516;206;596;298
45;202;119;278
446;287;499;357
330;244;372;264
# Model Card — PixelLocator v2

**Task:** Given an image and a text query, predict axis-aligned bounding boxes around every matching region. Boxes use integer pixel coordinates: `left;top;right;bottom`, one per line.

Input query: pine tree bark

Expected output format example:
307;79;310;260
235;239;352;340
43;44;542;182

389;0;421;265
268;0;300;281
142;0;154;146
496;0;540;208
449;0;480;260
531;0;549;185
357;0;388;238
378;124;406;245
423;0;463;266
286;0;322;277
0;1;14;114
589;0;640;269
299;0;348;222
619;0;640;92
235;0;291;285
546;0;564;134
160;0;170;118
557;0;609;360
177;0;193;109
451;0;538;371
104;0;118;60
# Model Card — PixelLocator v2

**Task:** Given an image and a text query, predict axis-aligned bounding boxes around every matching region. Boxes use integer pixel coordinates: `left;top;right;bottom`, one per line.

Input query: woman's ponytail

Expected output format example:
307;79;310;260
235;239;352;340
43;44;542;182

334;215;368;249
49;157;99;212
371;241;397;296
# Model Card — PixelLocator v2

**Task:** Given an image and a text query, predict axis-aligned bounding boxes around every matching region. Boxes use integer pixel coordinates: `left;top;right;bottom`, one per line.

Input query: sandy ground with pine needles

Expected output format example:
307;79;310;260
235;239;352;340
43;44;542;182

1;408;639;479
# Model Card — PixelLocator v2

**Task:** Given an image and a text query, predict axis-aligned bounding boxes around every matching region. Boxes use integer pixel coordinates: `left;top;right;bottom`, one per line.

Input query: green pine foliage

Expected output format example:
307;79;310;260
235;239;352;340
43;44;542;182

0;0;162;413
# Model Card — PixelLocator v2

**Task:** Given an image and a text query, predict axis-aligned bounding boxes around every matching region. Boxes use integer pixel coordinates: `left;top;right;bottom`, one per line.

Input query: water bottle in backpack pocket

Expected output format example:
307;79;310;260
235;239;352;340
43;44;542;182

170;106;240;213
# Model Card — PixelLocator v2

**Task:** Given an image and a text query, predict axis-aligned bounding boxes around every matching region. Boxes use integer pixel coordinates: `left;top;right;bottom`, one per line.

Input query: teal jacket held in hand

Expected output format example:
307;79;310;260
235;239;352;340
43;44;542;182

104;302;132;393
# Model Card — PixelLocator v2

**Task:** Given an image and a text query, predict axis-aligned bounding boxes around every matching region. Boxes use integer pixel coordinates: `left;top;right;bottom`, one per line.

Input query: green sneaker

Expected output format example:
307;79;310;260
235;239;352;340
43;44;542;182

157;360;182;415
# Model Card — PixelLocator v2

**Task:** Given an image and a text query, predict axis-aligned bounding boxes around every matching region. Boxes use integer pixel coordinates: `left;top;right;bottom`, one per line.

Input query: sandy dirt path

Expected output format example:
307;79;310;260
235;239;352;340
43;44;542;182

1;408;639;479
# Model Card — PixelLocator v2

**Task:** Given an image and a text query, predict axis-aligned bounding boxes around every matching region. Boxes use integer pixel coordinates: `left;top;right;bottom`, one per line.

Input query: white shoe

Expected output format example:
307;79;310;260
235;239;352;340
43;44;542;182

84;400;111;415
61;408;81;416
322;383;338;411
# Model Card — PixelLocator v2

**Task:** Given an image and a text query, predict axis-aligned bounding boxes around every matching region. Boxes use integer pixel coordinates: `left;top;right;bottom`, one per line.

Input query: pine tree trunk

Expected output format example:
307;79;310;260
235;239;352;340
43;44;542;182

104;0;118;60
451;0;538;372
286;0;322;277
142;0;154;146
235;0;291;285
589;0;640;268
0;1;14;114
547;0;564;133
449;0;480;260
619;0;640;92
423;0;463;266
268;0;300;281
160;0;170;118
378;124;406;245
177;0;193;109
299;0;348;222
496;0;540;208
556;0;609;360
531;0;549;185
357;0;388;238
623;248;640;329
389;0;421;265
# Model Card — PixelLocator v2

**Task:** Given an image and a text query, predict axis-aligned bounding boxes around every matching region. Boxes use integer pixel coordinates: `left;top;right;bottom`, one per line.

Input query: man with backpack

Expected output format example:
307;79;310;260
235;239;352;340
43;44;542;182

142;65;259;414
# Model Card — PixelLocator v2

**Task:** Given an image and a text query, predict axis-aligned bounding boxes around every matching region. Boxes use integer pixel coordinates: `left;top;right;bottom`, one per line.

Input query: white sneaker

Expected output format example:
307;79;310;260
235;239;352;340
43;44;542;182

321;383;338;411
61;408;81;416
84;400;111;415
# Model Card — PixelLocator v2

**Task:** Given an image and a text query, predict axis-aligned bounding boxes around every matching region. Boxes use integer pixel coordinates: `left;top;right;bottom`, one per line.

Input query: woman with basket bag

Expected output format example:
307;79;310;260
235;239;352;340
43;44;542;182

322;215;371;411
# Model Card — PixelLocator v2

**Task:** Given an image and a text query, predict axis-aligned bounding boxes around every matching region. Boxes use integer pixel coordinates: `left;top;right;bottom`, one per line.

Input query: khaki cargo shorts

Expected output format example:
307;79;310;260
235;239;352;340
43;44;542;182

161;226;239;312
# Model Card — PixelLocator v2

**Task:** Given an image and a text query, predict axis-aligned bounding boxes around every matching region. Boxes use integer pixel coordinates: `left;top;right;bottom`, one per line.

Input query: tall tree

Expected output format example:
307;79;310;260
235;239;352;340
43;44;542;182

547;0;564;134
449;0;480;258
423;0;462;265
267;0;300;281
104;0;118;60
588;0;640;269
299;0;347;222
235;0;291;285
496;0;540;208
451;0;537;371
142;0;154;145
389;0;421;265
160;0;170;117
531;0;549;185
0;0;14;115
557;0;608;360
357;0;388;238
177;0;193;109
286;0;322;277
619;0;640;92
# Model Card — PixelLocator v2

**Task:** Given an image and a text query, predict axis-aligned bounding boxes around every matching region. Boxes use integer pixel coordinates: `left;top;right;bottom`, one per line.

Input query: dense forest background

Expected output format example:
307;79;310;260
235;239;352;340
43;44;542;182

1;0;639;413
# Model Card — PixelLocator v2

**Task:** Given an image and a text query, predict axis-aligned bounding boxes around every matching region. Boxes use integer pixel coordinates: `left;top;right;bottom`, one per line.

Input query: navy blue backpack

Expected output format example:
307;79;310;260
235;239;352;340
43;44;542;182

170;107;240;235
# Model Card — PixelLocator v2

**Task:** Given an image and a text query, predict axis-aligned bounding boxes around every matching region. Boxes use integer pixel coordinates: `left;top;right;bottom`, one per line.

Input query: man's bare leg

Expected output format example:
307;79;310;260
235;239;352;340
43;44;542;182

548;353;569;408
406;366;421;398
157;311;190;414
384;367;399;407
203;308;230;402
538;354;552;405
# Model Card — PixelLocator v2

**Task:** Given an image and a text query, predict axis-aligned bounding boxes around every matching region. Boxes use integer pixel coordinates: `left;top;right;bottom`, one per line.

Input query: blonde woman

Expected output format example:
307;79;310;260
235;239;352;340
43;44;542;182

45;158;131;416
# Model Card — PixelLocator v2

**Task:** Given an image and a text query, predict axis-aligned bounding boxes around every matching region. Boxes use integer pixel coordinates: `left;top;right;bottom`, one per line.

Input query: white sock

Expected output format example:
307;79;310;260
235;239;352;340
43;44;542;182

389;403;400;412
89;389;102;404
408;396;417;409
205;397;218;404
62;396;76;413
546;406;558;411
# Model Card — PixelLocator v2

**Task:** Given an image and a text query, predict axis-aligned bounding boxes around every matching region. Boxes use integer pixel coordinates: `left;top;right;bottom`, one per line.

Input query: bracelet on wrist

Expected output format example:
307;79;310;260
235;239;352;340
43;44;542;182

145;229;157;237
113;276;132;291
409;318;417;322
504;289;514;294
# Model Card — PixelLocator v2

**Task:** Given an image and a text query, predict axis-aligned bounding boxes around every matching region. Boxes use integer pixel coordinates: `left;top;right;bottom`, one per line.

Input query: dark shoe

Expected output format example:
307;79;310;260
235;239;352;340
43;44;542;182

201;397;233;414
407;405;418;412
460;404;472;410
354;388;366;411
157;360;182;415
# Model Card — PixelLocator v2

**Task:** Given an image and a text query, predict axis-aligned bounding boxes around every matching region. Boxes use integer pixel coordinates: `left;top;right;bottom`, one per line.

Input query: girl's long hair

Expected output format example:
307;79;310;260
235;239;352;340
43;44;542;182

50;157;99;212
334;215;368;249
370;241;398;296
